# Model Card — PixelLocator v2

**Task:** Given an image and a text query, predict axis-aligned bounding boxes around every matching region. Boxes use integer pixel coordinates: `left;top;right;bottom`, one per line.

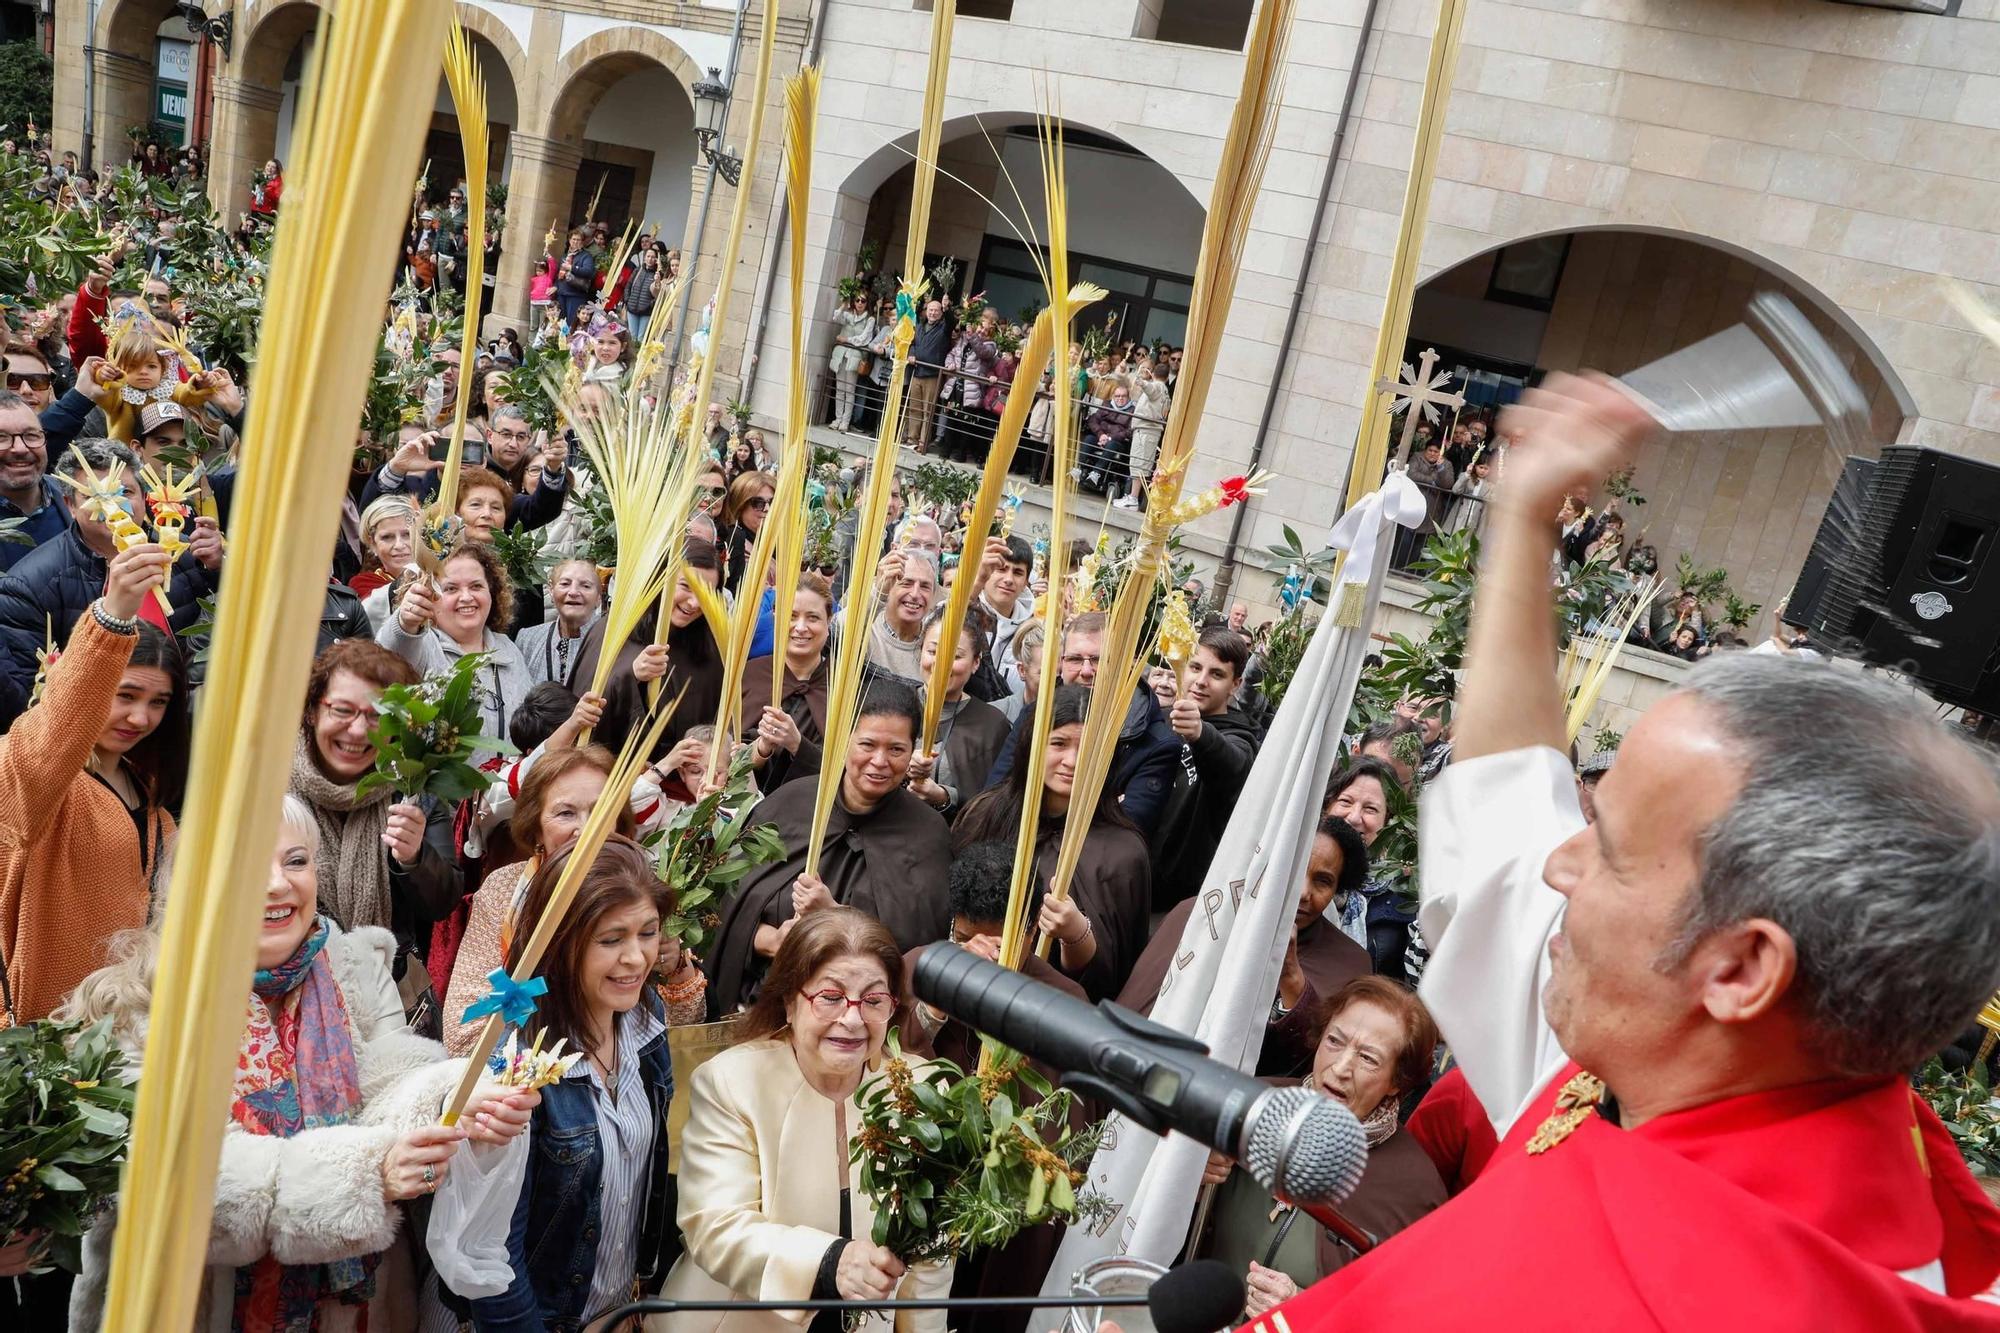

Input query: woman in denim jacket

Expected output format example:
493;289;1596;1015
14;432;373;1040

467;837;681;1332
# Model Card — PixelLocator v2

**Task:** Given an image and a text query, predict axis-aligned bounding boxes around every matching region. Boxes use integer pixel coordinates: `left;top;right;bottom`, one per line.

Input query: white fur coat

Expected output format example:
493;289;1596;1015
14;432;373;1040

69;924;464;1333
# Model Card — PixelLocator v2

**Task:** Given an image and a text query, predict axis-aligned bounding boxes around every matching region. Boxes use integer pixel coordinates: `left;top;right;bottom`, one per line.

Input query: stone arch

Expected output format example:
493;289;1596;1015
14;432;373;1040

91;0;183;160
1408;224;1915;611
95;0;180;57
1420;222;1916;421
544;28;703;144
235;0;326;90
451;2;530;112
833;111;1205;214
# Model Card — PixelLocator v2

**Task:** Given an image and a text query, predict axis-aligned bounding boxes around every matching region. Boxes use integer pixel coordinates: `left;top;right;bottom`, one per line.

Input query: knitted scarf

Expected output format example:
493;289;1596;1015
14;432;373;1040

231;918;377;1330
289;735;395;935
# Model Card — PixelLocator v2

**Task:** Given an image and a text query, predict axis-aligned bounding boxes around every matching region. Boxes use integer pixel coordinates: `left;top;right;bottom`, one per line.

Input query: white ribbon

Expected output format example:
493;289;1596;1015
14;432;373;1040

1327;469;1427;581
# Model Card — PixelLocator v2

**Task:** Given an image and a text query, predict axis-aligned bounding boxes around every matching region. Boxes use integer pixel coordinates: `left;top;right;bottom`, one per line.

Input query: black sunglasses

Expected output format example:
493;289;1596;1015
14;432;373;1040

5;374;51;391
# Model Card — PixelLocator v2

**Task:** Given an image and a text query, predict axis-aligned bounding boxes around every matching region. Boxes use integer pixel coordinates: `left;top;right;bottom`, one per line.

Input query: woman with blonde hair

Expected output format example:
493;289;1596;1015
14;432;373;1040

63;795;536;1331
662;906;953;1333
349;494;422;630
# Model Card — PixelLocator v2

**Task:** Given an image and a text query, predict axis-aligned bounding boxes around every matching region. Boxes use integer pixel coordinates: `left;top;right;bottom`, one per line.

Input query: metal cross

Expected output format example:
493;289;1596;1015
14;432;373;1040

1379;347;1465;466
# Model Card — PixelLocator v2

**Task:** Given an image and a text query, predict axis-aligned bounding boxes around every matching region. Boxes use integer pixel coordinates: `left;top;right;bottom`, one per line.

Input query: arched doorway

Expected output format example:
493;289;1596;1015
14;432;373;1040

834;116;1205;347
89;0;189;168
1401;226;1913;612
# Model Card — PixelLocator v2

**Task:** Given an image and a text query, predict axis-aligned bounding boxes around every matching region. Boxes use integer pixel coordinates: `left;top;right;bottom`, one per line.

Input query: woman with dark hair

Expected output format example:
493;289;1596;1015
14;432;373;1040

0;545;188;1023
288;638;461;977
706;681;951;1015
907;614;1009;820
742;572;834;791
951;684;1151;1000
1322;757;1416;982
377;542;531;758
717;471;776;594
666;906;953;1333
463;836;683;1331
1199;978;1446;1314
571;538;728;760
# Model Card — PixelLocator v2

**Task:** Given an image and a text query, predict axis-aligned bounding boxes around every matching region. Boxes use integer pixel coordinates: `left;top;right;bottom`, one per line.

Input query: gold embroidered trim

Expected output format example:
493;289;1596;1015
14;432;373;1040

1525;1071;1606;1155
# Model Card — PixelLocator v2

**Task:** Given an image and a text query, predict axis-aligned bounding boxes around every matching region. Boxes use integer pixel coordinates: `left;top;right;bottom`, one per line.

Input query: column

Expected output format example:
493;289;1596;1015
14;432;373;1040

205;77;285;229
91;50;155;171
489;133;582;338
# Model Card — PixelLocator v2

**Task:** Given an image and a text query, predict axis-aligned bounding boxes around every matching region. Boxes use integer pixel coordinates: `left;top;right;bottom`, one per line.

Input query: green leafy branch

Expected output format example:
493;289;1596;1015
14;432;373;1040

357;650;514;802
646;747;785;959
0;1017;137;1273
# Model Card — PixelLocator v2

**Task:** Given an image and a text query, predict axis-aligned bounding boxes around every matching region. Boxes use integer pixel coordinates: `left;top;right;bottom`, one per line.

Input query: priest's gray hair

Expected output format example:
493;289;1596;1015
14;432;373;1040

1665;654;2000;1077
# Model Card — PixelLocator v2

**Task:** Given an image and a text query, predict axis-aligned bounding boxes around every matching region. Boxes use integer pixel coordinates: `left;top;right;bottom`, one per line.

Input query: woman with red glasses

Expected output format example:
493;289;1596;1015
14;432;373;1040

664;906;954;1333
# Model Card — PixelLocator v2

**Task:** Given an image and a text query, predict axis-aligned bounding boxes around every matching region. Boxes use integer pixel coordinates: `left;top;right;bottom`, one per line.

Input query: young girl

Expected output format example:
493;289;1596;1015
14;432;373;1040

0;544;187;1023
906;616;1010;820
582;324;629;388
89;320;220;443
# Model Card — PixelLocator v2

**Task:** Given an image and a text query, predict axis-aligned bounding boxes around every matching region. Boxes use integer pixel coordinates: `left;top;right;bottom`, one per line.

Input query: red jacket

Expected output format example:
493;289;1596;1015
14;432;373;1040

68;279;108;367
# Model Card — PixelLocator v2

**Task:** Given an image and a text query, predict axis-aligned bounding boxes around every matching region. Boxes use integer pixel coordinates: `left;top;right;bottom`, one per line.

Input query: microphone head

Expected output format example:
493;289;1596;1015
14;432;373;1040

1241;1085;1367;1207
1147;1260;1245;1333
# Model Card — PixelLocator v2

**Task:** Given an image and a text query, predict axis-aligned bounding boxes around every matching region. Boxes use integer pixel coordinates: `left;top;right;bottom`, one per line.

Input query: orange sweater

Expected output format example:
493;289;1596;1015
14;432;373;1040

0;615;175;1024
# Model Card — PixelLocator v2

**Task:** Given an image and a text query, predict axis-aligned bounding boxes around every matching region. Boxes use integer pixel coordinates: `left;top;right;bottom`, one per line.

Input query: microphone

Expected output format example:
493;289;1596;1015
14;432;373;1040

1150;1259;1249;1333
912;948;1368;1210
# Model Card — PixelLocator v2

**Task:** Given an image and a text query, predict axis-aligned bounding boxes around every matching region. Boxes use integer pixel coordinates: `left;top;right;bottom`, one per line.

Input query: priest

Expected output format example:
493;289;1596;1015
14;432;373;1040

1119;815;1372;1078
1252;373;2000;1331
704;679;952;1015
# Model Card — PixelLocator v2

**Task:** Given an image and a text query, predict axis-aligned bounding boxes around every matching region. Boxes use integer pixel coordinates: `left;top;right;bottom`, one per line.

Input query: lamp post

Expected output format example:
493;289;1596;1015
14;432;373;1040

691;67;742;187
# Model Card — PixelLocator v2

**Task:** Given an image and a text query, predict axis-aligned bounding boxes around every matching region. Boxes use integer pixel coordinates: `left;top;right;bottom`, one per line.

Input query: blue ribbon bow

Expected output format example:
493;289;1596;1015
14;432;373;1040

460;969;548;1029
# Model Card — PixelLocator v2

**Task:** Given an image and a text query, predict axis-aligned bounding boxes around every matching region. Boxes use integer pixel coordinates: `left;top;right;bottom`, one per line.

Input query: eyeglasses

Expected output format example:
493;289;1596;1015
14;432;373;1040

699;484;727;499
0;429;46;451
746;497;771;511
800;989;895;1020
5;374;51;392
490;428;533;445
319;701;380;727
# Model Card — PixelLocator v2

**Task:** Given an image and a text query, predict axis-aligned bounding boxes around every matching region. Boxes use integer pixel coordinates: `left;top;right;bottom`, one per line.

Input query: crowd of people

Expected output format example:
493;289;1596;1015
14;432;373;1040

824;278;1180;508
1;138;1997;1333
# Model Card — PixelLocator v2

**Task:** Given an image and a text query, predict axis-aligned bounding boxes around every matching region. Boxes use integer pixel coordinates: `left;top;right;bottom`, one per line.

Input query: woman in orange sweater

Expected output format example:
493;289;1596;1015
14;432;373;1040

0;541;188;1024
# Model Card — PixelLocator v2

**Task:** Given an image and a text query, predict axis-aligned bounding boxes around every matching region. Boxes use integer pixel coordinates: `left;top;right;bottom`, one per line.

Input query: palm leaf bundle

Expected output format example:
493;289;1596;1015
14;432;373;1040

767;67;822;709
806;0;959;875
1559;574;1657;744
443;694;682;1121
97;1;452;1326
431;19;491;539
1033;0;1294;963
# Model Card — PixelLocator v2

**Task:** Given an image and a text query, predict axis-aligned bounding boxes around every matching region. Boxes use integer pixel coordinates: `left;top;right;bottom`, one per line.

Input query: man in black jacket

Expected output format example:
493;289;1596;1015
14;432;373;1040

981;611;1182;838
0;439;222;725
903;298;951;450
1148;626;1262;909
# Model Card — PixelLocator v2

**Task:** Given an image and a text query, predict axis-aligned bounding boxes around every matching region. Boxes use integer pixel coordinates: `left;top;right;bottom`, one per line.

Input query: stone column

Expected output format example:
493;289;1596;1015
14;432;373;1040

205;77;285;230
489;134;582;338
91;50;155;172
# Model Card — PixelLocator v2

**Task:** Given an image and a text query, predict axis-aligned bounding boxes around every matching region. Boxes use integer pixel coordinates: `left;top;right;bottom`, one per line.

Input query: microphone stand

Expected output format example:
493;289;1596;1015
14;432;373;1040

1281;1194;1377;1258
600;1294;1153;1324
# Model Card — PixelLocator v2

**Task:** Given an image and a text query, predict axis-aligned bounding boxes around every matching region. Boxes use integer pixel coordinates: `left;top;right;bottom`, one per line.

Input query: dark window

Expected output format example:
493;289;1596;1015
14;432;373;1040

975;236;1193;349
1484;236;1572;311
915;0;1014;18
1140;0;1255;50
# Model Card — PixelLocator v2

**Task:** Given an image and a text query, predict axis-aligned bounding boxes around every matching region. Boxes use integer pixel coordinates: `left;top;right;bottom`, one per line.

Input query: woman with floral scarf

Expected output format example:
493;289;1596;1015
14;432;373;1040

63;795;537;1332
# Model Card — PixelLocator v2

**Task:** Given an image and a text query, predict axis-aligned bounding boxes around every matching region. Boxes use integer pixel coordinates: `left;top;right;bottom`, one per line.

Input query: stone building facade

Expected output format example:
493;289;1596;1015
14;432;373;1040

47;0;2000;615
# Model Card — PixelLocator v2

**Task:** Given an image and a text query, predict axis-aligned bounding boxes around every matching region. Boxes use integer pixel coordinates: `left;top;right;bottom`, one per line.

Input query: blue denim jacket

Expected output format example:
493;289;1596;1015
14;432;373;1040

468;996;680;1333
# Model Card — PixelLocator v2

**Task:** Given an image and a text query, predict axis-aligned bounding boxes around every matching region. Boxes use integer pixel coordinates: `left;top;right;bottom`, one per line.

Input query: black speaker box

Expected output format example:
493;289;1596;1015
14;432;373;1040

1787;446;2000;714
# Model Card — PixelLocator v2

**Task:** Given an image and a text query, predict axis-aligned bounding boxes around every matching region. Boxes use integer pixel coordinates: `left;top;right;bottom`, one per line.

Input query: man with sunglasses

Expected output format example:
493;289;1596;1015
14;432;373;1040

2;342;55;412
0;392;69;571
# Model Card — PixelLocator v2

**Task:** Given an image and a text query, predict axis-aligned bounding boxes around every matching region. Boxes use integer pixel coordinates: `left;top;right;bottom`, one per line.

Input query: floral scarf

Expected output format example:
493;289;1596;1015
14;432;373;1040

230;917;378;1332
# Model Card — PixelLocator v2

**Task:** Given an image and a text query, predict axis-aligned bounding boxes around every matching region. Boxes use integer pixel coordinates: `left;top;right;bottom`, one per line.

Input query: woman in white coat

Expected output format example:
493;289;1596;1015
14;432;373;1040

62;795;536;1333
660;906;952;1333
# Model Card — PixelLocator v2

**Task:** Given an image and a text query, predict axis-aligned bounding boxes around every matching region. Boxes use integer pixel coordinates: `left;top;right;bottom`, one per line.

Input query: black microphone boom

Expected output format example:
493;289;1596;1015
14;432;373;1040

912;947;1368;1209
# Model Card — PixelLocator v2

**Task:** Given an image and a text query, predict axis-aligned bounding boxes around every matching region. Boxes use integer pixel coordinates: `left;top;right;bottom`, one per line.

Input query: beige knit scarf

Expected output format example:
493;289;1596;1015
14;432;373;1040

289;735;397;935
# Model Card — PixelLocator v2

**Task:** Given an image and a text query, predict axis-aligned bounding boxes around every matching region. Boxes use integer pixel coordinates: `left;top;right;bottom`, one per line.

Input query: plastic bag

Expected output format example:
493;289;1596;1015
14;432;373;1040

425;1129;529;1298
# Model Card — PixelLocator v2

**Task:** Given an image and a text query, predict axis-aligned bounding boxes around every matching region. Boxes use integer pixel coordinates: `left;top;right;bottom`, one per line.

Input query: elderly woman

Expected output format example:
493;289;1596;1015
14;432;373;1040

463;837;682;1331
64;796;536;1332
377;542;532;758
515;556;603;687
350;494;422;629
661;907;953;1333
1199;978;1446;1319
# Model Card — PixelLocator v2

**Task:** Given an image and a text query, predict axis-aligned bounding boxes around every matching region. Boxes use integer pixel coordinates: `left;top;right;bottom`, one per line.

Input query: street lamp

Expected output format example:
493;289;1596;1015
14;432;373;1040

691;67;743;187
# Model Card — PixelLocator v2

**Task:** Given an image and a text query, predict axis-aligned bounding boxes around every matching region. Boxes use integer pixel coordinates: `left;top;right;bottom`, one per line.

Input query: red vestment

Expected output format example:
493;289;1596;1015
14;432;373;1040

1265;1062;2000;1332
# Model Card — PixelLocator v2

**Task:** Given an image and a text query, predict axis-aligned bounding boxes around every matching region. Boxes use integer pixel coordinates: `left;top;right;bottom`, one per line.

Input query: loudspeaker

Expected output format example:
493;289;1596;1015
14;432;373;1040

1788;446;2000;713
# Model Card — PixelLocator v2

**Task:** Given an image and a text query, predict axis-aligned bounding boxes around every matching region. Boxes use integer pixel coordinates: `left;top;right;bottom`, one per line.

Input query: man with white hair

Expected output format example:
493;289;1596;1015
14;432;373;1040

1262;374;2000;1328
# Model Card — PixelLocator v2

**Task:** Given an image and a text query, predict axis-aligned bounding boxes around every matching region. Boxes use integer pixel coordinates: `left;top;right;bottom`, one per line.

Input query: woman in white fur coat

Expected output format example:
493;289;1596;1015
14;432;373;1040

62;794;539;1333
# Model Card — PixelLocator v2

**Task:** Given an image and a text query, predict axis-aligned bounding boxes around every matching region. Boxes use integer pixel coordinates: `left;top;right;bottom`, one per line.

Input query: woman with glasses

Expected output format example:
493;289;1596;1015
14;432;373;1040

665;906;953;1333
718;471;776;595
288;639;464;1030
461;837;683;1330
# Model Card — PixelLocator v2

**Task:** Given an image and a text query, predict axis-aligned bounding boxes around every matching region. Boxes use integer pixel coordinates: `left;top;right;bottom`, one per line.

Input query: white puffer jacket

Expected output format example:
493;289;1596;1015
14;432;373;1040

68;923;464;1333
